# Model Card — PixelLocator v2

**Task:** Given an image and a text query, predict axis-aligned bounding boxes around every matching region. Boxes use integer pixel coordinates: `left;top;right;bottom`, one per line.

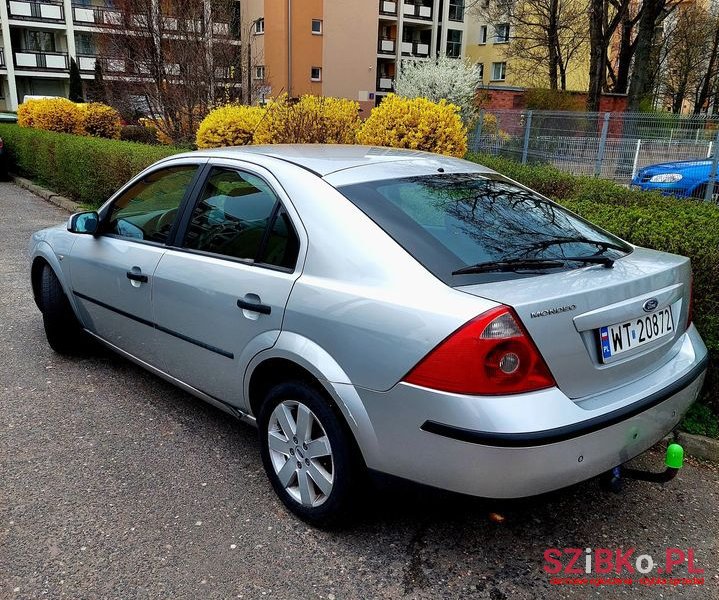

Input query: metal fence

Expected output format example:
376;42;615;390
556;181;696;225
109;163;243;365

468;110;719;201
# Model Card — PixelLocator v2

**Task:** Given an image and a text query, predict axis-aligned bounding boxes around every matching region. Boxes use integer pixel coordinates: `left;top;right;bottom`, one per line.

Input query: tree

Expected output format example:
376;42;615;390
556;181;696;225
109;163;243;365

96;0;251;142
85;60;107;103
586;0;629;111
394;56;482;123
469;0;588;91
68;58;84;102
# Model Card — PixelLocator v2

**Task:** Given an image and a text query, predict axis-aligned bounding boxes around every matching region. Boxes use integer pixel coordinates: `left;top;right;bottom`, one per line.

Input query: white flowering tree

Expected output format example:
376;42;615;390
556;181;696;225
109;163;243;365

394;56;482;124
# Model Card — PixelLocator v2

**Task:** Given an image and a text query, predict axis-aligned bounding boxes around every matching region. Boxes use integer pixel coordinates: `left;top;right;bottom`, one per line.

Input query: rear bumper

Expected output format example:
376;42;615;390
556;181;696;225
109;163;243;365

355;326;707;498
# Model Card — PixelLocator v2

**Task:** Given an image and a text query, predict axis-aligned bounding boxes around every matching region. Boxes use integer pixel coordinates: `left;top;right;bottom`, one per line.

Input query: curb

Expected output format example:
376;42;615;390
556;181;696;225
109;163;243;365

11;175;80;213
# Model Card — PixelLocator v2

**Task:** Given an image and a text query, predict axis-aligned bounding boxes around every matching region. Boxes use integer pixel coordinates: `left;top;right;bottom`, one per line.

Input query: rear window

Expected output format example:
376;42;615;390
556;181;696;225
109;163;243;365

337;173;631;284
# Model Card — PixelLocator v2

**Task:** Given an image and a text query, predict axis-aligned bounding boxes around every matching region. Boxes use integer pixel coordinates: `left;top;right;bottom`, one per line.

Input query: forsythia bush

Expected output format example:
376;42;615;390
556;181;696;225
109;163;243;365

356;94;467;157
196;104;266;148
18;98;83;135
253;94;361;144
78;102;122;139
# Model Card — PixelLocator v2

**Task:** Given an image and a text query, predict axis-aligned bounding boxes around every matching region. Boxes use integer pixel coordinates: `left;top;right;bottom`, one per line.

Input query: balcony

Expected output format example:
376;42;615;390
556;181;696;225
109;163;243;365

402;2;432;20
7;0;64;22
378;38;395;54
401;41;429;56
72;4;123;27
377;77;393;91
379;0;397;16
0;49;5;68
77;54;127;73
14;50;68;70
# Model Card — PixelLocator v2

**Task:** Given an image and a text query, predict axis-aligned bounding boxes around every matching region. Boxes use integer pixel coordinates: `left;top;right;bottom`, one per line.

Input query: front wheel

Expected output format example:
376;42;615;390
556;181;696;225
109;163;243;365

39;265;88;354
258;381;361;527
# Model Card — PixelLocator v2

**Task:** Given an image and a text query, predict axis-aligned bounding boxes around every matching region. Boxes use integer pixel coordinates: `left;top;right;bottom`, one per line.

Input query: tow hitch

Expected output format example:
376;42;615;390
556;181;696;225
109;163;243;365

602;443;684;493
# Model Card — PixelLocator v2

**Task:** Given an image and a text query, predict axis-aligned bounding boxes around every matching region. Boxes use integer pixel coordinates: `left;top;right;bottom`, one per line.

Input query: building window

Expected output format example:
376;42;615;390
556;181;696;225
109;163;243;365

448;0;464;21
255;65;265;79
254;18;264;34
479;25;487;44
75;32;95;55
311;19;322;34
310;66;322;81
446;29;462;58
477;62;484;81
494;23;510;43
491;61;506;81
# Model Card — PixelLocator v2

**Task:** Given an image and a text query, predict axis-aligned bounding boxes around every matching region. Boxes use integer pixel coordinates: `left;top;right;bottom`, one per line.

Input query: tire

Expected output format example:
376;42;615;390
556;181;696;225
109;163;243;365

258;381;362;527
39;265;87;354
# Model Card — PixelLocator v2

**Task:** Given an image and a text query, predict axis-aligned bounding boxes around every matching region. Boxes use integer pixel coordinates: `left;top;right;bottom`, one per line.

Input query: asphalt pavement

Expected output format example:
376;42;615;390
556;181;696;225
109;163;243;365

1;181;718;599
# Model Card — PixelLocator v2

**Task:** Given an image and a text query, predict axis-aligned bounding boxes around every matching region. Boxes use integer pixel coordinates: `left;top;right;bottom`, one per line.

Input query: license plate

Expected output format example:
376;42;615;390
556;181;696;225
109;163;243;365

599;307;674;361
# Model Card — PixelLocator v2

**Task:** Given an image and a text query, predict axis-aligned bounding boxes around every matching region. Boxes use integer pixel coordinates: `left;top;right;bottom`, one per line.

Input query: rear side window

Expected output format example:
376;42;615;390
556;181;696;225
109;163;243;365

183;167;299;269
337;173;630;284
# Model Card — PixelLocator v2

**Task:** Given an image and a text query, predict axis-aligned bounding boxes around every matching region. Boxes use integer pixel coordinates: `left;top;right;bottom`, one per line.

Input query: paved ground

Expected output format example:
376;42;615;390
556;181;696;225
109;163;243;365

1;181;718;600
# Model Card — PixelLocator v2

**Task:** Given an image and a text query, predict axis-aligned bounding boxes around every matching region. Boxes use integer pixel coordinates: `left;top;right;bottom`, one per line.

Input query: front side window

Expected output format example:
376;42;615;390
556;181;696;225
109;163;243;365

337;174;630;285
183;167;299;268
106;165;197;243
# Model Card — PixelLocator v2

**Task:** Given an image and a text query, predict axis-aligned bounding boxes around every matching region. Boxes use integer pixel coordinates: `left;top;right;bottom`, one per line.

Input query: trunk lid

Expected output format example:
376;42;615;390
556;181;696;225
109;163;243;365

457;247;691;399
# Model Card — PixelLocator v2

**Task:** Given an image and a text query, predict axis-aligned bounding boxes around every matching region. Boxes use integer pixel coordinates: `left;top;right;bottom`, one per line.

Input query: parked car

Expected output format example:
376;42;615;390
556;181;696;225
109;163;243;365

29;146;707;525
632;158;715;199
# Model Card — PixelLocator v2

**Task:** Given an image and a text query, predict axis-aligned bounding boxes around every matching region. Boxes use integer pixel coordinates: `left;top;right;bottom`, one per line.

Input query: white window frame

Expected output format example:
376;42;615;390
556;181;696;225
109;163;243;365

479;25;487;44
477;62;484;81
494;23;510;43
491;61;506;81
310;66;322;81
254;65;265;80
254;18;264;34
311;19;322;34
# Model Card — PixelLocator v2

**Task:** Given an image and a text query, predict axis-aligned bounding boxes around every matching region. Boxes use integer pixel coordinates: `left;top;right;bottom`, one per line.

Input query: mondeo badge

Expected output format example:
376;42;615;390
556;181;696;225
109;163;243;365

643;298;659;312
530;304;576;318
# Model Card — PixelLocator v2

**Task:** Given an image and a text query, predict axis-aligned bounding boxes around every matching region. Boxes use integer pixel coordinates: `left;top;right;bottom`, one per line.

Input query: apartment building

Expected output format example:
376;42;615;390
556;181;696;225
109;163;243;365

244;0;470;112
0;0;241;111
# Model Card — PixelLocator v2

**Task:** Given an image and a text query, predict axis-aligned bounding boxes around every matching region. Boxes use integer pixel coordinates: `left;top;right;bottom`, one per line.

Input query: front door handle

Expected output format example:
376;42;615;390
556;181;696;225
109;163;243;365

126;271;148;283
237;298;271;315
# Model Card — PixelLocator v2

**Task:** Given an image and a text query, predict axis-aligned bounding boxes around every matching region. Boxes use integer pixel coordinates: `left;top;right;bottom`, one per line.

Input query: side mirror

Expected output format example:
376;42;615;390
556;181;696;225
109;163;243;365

68;211;99;235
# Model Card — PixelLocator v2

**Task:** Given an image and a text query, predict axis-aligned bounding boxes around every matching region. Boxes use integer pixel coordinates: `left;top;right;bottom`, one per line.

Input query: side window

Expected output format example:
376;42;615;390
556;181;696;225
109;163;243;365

183;167;299;269
106;165;197;243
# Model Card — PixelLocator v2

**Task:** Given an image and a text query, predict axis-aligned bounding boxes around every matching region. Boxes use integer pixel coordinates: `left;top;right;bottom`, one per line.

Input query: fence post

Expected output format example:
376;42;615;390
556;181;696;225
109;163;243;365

631;139;642;179
594;112;611;177
707;141;713;159
470;110;484;154
704;128;719;202
521;110;532;164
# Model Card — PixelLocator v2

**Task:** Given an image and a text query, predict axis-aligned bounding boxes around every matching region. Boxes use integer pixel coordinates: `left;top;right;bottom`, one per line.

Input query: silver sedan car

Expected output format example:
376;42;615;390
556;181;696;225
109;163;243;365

29;145;708;525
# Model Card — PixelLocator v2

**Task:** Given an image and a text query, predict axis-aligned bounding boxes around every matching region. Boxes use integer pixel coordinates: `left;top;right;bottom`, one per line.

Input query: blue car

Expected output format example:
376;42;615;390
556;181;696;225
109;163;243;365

632;158;714;199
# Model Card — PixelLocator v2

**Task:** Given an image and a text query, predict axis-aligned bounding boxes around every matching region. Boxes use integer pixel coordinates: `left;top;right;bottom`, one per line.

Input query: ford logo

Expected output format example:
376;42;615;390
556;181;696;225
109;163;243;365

643;298;659;312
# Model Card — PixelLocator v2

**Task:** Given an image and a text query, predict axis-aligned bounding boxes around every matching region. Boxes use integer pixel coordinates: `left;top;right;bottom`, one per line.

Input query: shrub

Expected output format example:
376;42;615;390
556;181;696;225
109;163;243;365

18;98;83;135
0;123;179;207
79;102;122;139
253;94;361;145
120;124;159;144
196;104;265;148
357;94;467;158
467;152;719;435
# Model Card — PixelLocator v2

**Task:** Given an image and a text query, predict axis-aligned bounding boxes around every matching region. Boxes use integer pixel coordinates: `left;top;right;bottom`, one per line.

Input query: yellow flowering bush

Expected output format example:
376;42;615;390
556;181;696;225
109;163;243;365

357;94;467;157
78;102;122;139
17;98;83;135
195;104;266;148
253;94;361;145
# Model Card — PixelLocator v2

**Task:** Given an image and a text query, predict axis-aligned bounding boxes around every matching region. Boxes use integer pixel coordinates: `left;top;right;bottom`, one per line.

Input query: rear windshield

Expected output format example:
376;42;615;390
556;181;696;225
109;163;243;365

337;173;631;285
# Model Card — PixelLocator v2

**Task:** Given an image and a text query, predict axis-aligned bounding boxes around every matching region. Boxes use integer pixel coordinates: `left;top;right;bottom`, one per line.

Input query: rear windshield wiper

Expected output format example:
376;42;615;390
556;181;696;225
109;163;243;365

452;255;614;275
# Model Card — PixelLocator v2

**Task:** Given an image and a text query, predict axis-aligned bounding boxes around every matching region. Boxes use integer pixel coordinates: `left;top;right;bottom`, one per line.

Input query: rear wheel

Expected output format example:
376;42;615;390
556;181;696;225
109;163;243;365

39;265;87;354
258;381;361;527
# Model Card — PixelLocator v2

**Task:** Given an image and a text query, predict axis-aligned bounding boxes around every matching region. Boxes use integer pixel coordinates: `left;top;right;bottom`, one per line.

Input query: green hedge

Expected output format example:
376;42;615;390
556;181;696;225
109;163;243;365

0;124;180;207
468;153;719;437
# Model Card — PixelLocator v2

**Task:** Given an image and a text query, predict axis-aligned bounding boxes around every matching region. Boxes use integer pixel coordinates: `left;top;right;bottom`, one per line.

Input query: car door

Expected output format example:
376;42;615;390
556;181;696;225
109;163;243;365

69;160;204;365
151;161;304;407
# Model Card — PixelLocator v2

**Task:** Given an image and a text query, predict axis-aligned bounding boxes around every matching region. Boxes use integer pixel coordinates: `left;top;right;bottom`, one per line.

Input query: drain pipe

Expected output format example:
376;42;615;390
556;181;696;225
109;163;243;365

287;0;292;97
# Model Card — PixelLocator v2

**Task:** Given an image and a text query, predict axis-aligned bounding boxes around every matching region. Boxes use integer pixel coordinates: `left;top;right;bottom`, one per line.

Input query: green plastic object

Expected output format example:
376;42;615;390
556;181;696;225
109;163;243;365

665;443;684;469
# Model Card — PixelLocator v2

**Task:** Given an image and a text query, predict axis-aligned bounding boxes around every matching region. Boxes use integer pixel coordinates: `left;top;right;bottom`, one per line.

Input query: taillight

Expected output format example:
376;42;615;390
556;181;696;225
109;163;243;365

404;306;556;395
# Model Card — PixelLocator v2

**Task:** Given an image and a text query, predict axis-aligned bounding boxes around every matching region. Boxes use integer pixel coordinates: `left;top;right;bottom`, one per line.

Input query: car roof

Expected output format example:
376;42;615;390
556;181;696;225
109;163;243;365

171;144;493;178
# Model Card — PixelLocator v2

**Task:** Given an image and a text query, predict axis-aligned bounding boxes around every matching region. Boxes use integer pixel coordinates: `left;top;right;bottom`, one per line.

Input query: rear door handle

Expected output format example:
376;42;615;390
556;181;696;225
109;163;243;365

126;271;148;283
237;298;271;315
